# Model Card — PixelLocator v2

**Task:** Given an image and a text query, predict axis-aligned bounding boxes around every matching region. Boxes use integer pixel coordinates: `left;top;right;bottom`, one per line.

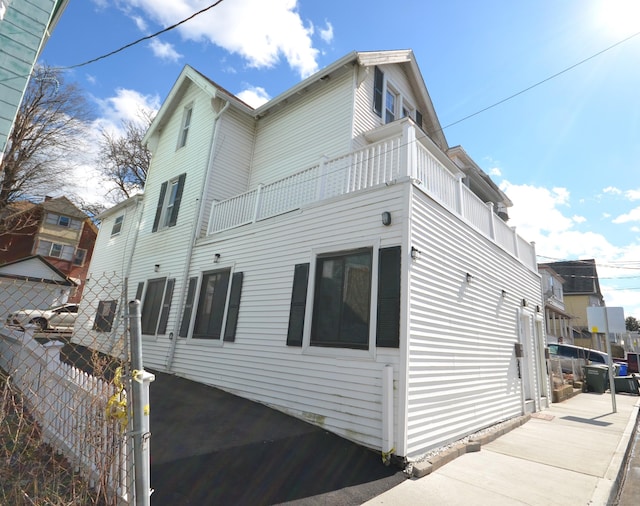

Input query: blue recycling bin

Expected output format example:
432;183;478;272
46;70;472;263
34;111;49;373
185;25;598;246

617;363;628;376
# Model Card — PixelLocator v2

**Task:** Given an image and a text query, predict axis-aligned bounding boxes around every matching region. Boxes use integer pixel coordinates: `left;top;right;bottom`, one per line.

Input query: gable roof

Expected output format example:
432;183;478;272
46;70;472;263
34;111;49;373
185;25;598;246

144;50;449;152
0;255;76;285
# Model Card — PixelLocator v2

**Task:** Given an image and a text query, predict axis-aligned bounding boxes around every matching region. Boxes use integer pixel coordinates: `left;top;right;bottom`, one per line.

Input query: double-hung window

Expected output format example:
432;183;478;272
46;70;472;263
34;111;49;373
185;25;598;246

177;105;193;149
111;215;124;236
152;173;186;232
73;248;87;266
140;277;175;336
189;269;244;341
373;66;423;128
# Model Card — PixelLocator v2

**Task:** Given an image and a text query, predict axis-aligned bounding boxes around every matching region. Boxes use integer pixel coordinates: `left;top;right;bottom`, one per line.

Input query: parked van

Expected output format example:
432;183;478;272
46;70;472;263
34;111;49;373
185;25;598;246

548;343;608;373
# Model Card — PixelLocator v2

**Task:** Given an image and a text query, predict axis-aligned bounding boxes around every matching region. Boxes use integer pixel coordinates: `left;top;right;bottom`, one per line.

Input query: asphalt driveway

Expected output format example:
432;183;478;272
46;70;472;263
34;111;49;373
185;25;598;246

148;370;406;505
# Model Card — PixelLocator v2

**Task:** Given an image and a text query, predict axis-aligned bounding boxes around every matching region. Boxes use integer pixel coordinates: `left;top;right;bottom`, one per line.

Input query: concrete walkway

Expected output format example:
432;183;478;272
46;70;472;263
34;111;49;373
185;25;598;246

364;393;640;506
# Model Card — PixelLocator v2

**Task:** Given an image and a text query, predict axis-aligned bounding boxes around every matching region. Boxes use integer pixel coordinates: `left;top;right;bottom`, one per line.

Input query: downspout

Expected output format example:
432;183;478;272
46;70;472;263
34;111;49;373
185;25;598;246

165;97;230;371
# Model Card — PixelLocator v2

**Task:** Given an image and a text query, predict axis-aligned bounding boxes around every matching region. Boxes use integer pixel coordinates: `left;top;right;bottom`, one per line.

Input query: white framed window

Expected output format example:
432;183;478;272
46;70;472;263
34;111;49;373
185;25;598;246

177;105;193;149
111;215;124;236
385;86;398;123
152;173;186;232
58;215;71;227
372;66;423;127
50;243;63;258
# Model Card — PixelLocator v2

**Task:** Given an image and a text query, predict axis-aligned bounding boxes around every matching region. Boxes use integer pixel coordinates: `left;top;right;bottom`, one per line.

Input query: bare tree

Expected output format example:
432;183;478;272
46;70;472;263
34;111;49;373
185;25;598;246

97;110;153;202
0;65;92;214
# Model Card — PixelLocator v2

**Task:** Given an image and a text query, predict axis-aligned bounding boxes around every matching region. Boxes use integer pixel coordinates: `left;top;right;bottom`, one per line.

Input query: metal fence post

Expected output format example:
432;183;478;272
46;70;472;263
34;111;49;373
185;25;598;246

128;300;155;506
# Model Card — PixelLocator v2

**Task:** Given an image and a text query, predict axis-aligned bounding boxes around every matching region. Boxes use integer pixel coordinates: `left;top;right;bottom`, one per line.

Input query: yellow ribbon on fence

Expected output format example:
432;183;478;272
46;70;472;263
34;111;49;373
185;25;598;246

105;367;128;431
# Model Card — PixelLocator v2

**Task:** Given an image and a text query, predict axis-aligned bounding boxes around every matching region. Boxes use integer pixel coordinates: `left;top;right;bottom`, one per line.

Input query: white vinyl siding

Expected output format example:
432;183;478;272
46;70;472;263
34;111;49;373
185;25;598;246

405;184;545;458
250;69;354;186
200;107;254;237
353;64;422;151
146;183;406;451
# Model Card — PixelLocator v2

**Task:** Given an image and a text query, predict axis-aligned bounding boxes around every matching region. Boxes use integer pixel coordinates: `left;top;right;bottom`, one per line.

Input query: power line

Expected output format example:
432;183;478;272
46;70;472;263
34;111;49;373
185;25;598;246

435;29;640;133
62;0;226;70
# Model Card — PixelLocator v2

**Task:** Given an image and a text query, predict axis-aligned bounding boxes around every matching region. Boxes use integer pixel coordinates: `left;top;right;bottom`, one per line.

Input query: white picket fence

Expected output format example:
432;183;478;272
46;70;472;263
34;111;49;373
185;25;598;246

0;325;130;504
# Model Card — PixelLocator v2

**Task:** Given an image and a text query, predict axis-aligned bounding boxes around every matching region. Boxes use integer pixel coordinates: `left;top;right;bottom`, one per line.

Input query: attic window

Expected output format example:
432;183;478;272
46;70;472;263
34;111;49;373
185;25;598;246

58;215;71;227
177;105;193;149
373;66;424;128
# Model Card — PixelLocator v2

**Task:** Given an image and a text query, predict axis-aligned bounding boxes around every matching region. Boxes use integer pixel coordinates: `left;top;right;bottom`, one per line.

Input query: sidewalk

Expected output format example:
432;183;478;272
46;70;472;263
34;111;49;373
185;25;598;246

364;393;640;506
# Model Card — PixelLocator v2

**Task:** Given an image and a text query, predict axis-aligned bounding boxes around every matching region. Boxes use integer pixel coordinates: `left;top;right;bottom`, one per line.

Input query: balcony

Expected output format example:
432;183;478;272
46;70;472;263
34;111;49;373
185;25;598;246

207;120;537;271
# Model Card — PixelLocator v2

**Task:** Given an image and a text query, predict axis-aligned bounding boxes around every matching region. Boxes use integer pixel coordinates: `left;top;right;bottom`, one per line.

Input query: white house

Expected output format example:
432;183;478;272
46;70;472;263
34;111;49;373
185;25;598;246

0;255;75;320
77;50;548;461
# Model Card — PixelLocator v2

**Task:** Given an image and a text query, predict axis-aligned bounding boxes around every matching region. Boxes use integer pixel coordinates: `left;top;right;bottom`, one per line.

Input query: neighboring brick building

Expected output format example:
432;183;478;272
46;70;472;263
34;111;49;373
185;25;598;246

0;196;97;302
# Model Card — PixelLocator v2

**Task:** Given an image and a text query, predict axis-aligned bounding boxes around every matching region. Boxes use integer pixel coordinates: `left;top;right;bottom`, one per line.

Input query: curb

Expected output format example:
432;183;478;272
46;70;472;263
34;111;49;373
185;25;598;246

412;413;532;478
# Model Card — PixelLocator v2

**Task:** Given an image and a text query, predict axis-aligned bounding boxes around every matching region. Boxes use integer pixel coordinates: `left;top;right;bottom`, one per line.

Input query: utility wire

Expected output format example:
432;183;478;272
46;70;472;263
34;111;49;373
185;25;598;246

436;29;640;133
62;0;226;70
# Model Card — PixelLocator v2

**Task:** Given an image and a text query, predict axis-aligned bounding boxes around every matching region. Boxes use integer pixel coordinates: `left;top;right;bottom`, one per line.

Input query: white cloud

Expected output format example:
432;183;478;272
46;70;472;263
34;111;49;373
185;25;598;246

489;167;501;177
613;206;640;224
149;39;183;62
501;179;640;317
132;14;147;31
236;86;270;108
626;189;640;201
95;88;161;129
120;0;321;77
603;186;622;195
319;21;334;44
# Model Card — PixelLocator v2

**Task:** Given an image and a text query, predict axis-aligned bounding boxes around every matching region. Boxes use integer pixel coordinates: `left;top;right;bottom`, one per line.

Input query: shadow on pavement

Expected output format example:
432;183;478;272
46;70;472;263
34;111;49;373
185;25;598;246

149;370;406;505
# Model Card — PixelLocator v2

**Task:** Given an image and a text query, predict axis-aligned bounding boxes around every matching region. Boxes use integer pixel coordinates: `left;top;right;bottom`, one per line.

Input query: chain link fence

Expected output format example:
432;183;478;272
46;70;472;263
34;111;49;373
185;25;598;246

0;272;133;505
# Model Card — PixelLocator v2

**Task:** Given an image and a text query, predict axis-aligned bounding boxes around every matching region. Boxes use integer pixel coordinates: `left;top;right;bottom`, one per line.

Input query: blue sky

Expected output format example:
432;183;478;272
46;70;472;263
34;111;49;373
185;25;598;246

39;0;640;319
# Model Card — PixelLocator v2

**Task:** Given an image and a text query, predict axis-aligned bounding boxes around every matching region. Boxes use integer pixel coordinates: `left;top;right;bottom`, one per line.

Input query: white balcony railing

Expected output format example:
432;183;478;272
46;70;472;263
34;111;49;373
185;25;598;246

207;122;537;271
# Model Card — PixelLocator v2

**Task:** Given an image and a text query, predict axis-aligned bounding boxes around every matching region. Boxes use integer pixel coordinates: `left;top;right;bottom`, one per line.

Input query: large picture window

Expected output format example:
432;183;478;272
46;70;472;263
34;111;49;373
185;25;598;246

287;246;401;350
311;249;372;350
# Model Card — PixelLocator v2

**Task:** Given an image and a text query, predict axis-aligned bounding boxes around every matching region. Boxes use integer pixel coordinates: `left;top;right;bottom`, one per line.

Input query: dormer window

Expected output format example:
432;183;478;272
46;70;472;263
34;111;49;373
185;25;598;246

58;215;71;227
385;87;398;123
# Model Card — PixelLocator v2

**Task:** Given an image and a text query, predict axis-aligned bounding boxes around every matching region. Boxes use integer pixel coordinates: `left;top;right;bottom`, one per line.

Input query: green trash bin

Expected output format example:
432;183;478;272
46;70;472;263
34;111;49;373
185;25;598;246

583;364;609;393
614;376;640;395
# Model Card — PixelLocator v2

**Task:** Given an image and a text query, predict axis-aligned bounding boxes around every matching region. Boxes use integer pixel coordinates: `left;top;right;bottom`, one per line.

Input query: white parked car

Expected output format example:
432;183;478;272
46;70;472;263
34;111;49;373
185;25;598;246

6;303;78;331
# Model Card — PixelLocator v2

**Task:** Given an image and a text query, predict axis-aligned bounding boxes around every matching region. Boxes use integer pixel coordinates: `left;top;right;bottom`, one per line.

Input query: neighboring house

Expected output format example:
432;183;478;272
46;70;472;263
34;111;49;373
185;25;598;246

0;0;69;159
0;196;97;302
543;259;606;351
78;50;547;461
0;255;76;320
538;264;574;345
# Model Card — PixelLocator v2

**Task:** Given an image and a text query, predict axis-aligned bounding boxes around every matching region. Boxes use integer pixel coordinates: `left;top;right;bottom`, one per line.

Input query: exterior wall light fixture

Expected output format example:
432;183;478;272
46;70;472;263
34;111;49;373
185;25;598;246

214;253;221;263
466;273;473;283
521;298;528;307
154;264;160;272
381;211;392;226
411;246;421;260
501;289;508;298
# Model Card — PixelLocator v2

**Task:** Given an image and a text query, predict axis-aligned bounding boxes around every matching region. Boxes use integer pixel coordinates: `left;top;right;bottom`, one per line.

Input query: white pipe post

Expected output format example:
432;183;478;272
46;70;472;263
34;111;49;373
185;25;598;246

382;364;394;464
128;300;155;505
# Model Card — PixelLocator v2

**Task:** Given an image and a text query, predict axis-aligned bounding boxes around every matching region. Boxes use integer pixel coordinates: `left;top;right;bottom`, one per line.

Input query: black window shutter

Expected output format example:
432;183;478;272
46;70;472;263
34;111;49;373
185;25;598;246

168;173;186;227
287;263;309;346
152;181;168;232
377;246;401;348
135;282;144;301
179;277;198;337
373;66;384;117
415;110;423;129
223;272;243;342
158;278;175;335
93;300;117;332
